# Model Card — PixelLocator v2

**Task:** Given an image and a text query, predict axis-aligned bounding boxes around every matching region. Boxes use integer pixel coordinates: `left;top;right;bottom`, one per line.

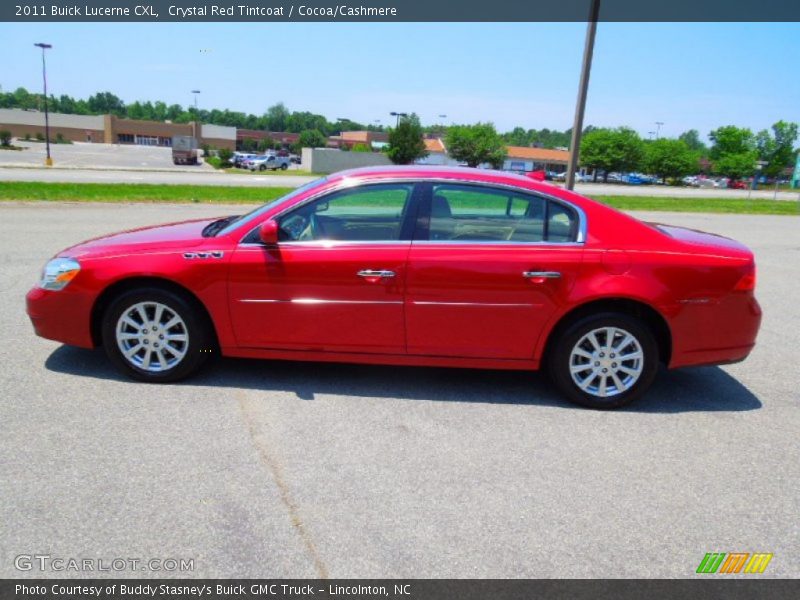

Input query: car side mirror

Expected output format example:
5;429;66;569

259;220;279;245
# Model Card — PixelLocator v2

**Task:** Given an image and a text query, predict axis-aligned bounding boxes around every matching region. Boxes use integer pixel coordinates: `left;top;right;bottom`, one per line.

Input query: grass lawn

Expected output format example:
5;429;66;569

0;181;293;204
0;181;798;216
592;195;800;216
222;167;316;176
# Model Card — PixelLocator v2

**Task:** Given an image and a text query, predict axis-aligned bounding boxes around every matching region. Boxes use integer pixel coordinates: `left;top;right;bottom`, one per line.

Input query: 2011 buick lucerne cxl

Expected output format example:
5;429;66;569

26;166;761;409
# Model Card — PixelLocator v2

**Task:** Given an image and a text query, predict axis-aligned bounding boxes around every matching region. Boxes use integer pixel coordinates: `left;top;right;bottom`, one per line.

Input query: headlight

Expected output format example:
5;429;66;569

39;257;81;291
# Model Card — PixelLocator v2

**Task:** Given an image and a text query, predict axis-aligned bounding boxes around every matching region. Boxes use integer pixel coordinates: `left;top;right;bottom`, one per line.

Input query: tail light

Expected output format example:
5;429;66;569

733;264;756;292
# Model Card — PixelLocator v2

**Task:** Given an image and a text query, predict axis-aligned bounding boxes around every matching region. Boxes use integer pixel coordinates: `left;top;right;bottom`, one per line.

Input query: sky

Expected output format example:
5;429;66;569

1;22;798;140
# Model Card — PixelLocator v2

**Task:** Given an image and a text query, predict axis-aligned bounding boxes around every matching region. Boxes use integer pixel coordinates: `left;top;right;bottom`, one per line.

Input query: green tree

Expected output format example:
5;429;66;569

265;102;290;131
714;153;759;180
0;130;12;146
298;129;327;149
709;125;757;179
756;120;799;179
709;125;754;158
643;138;699;183
351;143;372;152
579;127;645;182
218;148;233;165
87;91;125;116
387;114;428;165
445;122;507;168
678;129;707;153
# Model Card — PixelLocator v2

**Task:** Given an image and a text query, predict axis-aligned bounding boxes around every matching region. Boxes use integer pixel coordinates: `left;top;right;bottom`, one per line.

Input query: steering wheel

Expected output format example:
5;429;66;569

281;214;309;241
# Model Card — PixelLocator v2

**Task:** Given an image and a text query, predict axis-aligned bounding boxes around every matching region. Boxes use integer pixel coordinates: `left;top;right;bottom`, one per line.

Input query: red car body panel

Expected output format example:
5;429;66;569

26;166;761;373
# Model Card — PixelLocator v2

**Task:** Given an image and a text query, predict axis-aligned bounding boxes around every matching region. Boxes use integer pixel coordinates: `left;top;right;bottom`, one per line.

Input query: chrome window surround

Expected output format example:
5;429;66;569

238;177;588;247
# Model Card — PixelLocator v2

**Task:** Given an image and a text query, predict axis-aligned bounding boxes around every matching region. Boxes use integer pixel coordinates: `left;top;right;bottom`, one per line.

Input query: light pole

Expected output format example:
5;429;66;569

191;90;201;139
438;114;447;136
655;121;664;139
648;131;656;140
565;0;600;191
34;43;53;166
389;111;407;127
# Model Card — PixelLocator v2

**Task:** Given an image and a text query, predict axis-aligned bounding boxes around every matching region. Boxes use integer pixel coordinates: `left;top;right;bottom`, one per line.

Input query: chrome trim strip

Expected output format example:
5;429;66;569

523;271;562;279
409;240;585;247
239;298;402;305
411;301;536;307
239;176;588;246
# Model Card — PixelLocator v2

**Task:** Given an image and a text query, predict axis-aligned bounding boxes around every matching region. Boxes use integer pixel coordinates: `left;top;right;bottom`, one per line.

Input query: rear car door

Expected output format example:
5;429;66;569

405;182;585;359
227;182;419;353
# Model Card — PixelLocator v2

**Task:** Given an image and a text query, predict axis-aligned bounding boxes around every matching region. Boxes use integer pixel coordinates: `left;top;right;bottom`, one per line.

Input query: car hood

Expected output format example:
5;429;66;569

59;218;218;258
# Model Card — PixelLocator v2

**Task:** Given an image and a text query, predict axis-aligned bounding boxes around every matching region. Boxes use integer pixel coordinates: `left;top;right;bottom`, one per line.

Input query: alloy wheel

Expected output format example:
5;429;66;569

568;326;644;398
115;301;189;372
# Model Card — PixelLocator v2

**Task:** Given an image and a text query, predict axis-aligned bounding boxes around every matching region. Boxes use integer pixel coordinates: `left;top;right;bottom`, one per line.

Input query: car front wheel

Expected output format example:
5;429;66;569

101;288;213;383
548;313;659;409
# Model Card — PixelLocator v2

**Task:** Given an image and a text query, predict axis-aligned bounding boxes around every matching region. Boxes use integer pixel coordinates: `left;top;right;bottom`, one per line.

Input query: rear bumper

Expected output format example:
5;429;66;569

668;294;761;369
26;286;95;349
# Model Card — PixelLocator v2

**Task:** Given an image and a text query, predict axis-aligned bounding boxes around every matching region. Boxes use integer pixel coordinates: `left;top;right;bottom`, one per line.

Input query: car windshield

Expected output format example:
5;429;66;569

214;177;328;237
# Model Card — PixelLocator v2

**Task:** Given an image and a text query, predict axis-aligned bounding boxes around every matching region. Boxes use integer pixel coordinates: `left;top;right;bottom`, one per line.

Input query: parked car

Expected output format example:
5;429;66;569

728;179;748;190
245;154;290;171
233;152;258;168
552;172;590;183
26;166;761;409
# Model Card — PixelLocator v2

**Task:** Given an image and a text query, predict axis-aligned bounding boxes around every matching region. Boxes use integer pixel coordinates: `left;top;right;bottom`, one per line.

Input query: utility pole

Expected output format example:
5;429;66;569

565;0;600;191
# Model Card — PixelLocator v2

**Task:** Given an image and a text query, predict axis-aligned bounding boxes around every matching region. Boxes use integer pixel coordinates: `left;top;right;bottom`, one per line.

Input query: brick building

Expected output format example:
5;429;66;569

0;109;236;150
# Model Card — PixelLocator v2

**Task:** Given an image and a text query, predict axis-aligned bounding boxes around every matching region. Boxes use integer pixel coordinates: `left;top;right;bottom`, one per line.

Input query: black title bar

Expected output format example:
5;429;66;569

2;579;799;600
3;0;800;22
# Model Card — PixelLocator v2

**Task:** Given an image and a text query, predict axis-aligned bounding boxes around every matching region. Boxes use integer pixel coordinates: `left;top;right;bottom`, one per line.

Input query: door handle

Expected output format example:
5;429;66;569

357;269;396;279
523;271;561;280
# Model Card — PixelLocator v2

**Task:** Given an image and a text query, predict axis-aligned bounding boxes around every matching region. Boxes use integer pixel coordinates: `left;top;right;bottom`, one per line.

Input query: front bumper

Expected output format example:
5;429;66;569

26;286;95;349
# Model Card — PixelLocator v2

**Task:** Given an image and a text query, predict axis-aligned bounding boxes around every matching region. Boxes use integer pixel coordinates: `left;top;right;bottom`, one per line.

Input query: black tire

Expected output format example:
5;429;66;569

259;164;266;171
280;163;288;170
547;312;659;409
101;287;214;383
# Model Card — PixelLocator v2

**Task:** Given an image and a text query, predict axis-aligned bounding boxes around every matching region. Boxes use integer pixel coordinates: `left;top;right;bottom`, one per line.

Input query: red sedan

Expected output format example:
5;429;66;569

26;166;761;409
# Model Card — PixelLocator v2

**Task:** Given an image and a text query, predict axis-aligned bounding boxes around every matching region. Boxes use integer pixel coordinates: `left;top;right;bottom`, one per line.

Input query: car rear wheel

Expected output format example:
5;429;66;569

101;288;213;383
548;313;658;409
280;163;288;170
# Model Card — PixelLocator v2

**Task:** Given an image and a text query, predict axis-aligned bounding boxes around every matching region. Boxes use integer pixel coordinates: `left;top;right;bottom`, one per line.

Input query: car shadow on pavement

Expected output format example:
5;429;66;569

45;346;762;413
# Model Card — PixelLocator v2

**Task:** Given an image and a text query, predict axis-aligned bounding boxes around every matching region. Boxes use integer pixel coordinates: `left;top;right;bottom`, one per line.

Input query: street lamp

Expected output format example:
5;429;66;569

655;121;664;139
389;111;408;127
191;90;201;139
34;43;53;166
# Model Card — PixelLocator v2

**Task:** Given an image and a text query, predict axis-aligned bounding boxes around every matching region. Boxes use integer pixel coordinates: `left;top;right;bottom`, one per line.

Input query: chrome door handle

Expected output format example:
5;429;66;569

523;271;561;279
357;269;396;278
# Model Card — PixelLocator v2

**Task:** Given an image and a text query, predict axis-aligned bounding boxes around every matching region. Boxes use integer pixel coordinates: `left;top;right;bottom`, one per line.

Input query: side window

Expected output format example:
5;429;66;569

429;184;546;242
547;202;578;242
278;184;413;242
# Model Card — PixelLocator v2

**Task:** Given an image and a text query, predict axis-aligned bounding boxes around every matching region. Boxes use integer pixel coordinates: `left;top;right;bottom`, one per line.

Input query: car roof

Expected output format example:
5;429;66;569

327;165;568;196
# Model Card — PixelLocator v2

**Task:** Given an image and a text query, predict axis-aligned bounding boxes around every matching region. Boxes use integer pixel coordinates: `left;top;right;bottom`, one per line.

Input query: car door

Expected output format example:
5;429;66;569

405;182;585;360
227;182;419;354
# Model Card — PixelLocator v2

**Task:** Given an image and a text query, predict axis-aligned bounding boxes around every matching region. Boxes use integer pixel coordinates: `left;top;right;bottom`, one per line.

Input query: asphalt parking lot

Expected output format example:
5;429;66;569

1;202;798;578
0;141;218;172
